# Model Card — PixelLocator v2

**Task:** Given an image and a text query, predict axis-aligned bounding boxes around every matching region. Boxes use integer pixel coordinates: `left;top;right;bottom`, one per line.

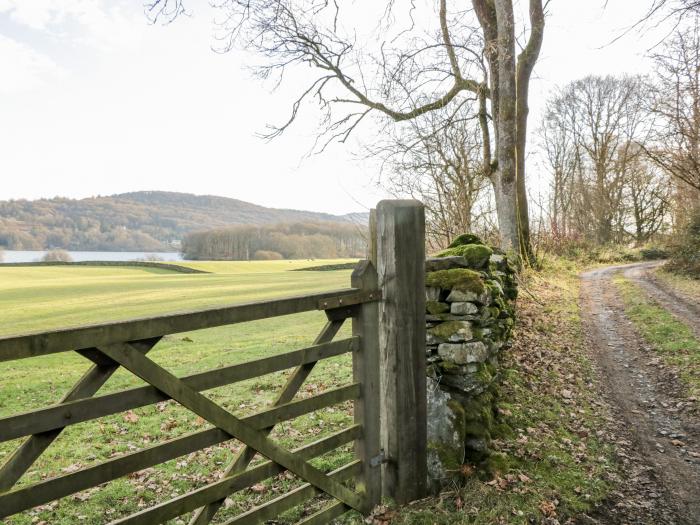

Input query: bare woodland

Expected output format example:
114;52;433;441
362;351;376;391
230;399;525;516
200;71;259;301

539;75;668;245
149;0;544;258
537;24;700;251
182;222;366;260
368;106;495;250
148;0;700;259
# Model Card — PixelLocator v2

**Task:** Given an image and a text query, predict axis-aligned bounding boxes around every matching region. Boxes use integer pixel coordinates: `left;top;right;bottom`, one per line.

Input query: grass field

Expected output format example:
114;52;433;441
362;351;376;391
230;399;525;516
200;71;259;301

0;260;357;336
0;260;361;524
1;258;626;525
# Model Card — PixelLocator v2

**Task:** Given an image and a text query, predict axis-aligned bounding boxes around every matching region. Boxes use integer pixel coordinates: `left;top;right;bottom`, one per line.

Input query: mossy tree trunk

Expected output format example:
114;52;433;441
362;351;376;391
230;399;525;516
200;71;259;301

474;0;543;260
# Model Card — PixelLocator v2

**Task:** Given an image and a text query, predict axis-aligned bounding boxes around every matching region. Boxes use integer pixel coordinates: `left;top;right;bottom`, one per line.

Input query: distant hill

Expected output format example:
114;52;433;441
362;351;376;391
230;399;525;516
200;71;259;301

0;191;369;252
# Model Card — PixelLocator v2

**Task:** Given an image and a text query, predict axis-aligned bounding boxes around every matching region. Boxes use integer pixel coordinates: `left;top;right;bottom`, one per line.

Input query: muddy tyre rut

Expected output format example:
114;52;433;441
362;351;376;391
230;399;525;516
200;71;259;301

579;262;700;525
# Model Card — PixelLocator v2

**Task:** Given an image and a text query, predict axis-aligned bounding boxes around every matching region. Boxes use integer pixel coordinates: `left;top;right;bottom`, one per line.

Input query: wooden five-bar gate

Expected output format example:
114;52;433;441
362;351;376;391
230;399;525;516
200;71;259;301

0;201;427;524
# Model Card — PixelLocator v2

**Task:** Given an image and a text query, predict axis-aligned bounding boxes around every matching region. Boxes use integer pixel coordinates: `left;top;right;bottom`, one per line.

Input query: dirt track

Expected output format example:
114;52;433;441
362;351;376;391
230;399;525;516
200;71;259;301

579;262;700;525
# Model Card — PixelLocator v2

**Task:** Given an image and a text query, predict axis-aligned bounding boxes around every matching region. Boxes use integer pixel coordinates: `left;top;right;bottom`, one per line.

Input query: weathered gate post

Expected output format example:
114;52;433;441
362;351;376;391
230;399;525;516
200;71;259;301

375;200;427;503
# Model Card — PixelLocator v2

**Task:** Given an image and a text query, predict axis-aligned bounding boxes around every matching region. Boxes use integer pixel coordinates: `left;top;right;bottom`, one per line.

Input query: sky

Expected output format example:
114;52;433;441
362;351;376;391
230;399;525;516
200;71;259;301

0;0;675;215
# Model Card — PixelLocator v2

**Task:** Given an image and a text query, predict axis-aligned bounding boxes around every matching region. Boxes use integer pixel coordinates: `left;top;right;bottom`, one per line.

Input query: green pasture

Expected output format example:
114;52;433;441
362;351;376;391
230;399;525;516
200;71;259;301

0;259;357;336
0;260;361;524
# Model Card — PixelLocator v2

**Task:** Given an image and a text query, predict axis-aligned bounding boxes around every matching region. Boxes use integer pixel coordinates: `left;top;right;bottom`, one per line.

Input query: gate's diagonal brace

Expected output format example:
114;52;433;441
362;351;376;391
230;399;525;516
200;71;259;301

188;318;345;525
97;342;364;517
0;338;160;492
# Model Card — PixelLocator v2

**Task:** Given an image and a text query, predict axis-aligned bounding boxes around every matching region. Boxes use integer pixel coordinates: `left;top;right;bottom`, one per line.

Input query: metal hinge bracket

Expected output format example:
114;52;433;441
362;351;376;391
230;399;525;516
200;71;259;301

369;449;386;468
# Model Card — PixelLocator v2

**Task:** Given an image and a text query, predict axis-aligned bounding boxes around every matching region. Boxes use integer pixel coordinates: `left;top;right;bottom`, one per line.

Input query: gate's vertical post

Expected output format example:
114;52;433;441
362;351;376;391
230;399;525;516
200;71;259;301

376;200;427;503
352;257;382;514
368;208;378;263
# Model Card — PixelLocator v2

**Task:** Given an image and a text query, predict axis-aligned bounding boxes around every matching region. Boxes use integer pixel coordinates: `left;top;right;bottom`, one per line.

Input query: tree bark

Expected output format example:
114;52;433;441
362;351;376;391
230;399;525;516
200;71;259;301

515;0;544;261
492;0;520;254
475;0;544;256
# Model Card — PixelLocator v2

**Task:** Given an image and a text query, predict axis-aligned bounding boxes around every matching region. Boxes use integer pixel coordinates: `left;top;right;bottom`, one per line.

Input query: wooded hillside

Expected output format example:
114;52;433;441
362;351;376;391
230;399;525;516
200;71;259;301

0;191;367;251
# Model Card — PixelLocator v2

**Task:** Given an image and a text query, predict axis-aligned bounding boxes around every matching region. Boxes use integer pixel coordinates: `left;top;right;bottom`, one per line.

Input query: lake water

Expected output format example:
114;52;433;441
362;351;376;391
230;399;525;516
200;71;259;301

0;250;184;264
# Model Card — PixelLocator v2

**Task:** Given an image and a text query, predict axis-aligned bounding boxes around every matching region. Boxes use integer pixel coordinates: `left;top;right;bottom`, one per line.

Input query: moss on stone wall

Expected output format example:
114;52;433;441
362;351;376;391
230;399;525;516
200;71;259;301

448;233;485;247
426;268;485;294
428;320;473;341
426;301;450;315
425;233;517;488
436;244;493;268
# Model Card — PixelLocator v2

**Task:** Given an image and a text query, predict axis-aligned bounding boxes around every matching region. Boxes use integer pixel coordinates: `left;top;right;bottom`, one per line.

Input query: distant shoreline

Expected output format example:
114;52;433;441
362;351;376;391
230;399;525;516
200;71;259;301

0;260;207;274
0;250;183;264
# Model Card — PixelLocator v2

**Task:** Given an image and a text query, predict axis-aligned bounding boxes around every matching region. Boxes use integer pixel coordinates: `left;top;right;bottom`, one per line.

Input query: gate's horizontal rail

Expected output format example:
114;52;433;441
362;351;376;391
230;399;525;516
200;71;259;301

0;288;379;362
298;500;348;525
0;387;360;518
224;461;361;525
0;337;358;442
108;431;361;525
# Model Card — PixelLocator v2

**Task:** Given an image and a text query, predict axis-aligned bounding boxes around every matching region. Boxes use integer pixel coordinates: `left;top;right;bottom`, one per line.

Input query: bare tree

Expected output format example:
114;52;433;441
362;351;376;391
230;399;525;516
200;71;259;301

637;0;700;24
41;249;73;262
374;105;492;249
539;97;579;239
615;0;700;42
645;24;700;193
147;0;546;259
539;75;670;245
623;149;671;243
566;76;647;244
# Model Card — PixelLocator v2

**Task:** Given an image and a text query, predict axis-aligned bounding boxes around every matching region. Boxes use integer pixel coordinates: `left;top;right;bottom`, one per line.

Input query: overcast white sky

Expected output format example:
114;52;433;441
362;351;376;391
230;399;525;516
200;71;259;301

0;0;674;214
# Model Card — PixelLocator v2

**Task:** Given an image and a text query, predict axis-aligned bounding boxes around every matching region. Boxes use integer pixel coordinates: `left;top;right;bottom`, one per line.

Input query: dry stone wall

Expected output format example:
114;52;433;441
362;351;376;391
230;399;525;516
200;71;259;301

424;234;518;490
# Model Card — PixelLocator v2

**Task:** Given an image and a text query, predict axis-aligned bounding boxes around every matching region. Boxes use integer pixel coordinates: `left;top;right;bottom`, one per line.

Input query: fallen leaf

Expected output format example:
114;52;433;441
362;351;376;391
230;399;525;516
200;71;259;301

161;419;178;431
539;499;558;517
250;483;267;494
460;464;475;477
123;411;139;424
518;473;532;483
